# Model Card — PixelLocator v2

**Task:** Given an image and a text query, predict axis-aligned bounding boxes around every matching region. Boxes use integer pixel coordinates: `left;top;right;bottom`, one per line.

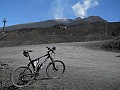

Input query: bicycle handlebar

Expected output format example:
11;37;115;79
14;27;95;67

23;47;56;58
46;46;56;54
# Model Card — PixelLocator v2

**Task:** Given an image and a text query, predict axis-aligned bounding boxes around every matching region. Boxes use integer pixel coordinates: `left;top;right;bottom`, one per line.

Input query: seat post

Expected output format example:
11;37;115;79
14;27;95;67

28;53;36;71
28;53;32;62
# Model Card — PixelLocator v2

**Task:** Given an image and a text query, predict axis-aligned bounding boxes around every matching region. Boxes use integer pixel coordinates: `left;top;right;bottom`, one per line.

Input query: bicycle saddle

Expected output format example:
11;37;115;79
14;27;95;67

23;50;33;57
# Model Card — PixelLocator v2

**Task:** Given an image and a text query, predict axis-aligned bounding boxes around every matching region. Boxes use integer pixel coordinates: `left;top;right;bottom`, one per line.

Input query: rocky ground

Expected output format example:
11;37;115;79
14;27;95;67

0;41;120;90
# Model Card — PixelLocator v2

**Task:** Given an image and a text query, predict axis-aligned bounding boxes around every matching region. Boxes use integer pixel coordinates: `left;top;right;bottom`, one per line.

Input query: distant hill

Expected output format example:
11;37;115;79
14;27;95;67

0;16;120;47
0;19;73;31
0;16;107;31
83;16;106;22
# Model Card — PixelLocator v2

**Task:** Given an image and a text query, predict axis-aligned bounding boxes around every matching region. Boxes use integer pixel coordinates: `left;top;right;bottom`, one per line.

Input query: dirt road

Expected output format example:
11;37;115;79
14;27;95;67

0;42;120;90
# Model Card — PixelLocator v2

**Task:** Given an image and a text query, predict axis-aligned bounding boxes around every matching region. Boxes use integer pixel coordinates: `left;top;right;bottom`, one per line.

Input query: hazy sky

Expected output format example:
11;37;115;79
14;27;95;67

0;0;120;26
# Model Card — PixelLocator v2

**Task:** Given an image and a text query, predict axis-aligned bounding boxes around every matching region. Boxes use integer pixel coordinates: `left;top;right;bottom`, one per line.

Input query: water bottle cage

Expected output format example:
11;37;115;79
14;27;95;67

36;63;43;72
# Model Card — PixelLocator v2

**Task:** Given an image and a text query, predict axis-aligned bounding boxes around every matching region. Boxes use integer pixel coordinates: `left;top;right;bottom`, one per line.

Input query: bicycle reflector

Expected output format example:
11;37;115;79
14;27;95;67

23;51;29;57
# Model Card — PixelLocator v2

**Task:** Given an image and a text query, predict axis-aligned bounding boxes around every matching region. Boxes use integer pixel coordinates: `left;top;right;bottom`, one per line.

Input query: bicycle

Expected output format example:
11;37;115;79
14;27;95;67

11;46;65;87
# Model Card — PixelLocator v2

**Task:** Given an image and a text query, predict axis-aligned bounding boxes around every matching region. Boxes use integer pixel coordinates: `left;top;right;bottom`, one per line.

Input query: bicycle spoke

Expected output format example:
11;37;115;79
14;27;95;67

46;60;65;79
11;66;33;87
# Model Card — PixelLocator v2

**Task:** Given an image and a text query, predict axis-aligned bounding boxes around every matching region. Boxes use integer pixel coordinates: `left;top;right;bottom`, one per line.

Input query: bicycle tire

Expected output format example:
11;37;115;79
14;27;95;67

11;66;33;87
46;60;65;79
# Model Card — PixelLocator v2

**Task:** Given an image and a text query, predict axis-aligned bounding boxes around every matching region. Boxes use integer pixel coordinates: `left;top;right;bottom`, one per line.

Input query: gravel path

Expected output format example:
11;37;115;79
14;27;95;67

0;42;120;90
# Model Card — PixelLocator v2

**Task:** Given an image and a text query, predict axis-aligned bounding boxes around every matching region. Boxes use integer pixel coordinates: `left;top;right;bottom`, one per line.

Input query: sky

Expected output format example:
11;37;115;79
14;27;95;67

0;0;120;26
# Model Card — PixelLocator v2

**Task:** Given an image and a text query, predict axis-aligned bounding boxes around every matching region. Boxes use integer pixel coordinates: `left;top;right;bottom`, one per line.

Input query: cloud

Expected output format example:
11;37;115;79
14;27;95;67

72;0;99;18
49;0;68;19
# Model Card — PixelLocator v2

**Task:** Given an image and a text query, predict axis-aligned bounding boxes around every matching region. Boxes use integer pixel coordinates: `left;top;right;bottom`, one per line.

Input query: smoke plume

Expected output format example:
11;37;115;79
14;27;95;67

49;0;68;19
72;0;99;18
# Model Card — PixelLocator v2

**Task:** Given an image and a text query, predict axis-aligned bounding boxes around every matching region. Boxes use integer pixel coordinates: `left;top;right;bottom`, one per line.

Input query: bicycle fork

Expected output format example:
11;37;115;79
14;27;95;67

53;62;58;71
50;57;58;71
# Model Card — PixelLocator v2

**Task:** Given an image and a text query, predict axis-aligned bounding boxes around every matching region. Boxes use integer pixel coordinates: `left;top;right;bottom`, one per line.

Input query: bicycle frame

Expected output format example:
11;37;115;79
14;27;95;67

11;47;65;88
27;51;55;72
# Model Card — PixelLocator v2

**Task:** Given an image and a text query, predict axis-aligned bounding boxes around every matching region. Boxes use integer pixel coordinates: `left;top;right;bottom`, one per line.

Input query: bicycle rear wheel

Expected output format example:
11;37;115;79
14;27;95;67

11;66;33;87
46;60;65;79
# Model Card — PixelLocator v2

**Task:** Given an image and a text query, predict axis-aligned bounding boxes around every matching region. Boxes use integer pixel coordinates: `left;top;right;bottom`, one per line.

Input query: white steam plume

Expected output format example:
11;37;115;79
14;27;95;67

72;0;99;18
49;0;68;19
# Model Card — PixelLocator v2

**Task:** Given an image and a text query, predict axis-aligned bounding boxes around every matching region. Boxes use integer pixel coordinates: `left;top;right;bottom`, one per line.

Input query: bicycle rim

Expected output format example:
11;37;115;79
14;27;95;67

46;60;65;79
11;66;33;87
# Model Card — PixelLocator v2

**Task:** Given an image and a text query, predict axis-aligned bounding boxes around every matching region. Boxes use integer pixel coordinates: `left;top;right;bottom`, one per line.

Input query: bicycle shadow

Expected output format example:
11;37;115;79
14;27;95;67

1;78;54;90
35;77;52;81
116;55;120;57
1;85;19;90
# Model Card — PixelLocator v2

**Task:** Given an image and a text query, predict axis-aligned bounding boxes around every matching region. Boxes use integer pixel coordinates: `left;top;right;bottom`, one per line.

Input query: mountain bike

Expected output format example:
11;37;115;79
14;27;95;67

11;46;65;87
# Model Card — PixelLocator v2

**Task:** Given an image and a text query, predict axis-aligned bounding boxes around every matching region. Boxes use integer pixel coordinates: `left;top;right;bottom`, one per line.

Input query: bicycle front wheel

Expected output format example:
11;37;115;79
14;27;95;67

46;60;65;79
11;66;33;87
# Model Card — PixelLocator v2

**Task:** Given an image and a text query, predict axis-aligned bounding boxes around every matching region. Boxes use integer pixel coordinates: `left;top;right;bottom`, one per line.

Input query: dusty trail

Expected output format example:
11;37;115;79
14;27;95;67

0;42;120;90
